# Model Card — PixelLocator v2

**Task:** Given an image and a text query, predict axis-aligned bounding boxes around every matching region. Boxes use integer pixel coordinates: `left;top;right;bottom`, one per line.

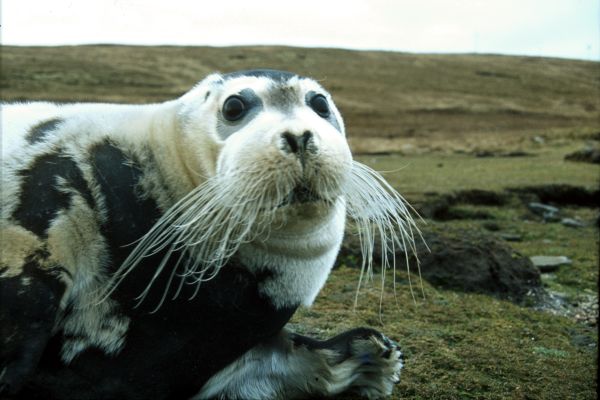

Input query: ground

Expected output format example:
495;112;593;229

295;148;598;399
1;45;598;399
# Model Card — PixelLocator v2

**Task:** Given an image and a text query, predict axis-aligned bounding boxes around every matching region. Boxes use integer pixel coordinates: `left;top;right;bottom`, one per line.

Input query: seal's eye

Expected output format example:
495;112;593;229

310;94;330;118
222;96;246;121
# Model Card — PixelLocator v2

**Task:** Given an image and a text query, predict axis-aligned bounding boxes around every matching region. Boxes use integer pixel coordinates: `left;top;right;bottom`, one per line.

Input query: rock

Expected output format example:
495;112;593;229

530;256;572;273
573;296;599;326
528;202;560;221
532;136;545;144
561;218;586;228
564;146;600;164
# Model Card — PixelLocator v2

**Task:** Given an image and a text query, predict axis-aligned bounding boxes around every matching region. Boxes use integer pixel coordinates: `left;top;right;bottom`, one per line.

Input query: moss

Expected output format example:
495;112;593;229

293;267;597;399
295;150;598;399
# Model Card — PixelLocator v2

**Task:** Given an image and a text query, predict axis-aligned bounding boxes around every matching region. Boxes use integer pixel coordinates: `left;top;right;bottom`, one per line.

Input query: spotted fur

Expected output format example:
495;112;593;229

1;70;415;399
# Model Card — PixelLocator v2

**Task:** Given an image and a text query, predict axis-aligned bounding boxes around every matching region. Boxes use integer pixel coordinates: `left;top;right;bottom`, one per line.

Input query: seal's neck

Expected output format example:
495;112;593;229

237;200;347;308
143;101;205;205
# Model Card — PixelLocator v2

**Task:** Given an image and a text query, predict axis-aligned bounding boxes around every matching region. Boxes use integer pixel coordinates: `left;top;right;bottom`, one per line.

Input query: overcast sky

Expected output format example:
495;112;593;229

2;0;598;61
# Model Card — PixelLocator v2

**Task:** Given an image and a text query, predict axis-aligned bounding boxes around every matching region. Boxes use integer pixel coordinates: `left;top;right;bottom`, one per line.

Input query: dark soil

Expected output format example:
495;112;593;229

338;227;542;304
507;184;600;208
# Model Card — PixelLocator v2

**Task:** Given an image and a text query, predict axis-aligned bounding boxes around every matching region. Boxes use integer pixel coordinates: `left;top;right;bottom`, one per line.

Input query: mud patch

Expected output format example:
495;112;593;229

507;184;599;207
338;227;542;304
416;189;509;220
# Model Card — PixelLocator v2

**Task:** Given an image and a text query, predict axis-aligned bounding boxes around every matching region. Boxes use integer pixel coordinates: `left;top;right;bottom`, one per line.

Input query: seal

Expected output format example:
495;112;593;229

0;69;419;399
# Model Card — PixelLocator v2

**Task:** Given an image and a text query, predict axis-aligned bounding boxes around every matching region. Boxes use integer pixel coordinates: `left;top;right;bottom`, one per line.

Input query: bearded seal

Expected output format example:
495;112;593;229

0;69;418;399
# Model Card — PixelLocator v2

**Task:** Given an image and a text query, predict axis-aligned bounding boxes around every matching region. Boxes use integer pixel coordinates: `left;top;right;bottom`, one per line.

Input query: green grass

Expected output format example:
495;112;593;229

357;145;599;201
292;266;597;399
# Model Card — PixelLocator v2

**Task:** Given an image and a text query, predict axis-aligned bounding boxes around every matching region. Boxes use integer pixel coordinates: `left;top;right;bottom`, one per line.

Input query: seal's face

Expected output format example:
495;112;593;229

180;70;351;227
96;70;418;309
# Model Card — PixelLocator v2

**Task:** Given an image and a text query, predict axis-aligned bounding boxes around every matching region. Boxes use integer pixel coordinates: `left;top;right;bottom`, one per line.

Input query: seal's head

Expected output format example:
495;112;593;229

106;70;419;308
178;70;351;224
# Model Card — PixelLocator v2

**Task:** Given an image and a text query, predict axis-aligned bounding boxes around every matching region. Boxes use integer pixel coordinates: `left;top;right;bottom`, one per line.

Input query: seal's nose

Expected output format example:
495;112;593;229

281;131;313;155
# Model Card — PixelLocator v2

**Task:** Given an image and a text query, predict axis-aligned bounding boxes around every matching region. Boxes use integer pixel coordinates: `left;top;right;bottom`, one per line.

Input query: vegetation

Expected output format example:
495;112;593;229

2;45;597;399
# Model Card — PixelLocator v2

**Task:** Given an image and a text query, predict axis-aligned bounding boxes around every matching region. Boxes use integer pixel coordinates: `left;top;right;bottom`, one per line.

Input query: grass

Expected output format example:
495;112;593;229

292;266;597;399
357;145;599;201
2;45;598;399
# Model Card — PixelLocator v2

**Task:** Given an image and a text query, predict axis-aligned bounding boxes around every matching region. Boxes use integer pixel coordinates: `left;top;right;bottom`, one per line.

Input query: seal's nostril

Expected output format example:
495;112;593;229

282;132;299;154
282;131;314;155
302;131;313;150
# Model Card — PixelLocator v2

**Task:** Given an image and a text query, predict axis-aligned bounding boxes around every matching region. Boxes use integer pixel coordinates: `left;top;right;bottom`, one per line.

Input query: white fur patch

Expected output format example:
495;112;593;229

239;199;347;308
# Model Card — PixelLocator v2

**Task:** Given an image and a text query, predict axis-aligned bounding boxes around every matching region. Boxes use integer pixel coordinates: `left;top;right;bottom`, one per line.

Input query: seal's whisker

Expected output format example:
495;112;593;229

344;161;422;305
95;164;298;309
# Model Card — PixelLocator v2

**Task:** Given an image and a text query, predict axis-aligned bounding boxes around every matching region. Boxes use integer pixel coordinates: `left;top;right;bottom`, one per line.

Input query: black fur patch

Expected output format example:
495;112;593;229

0;255;66;395
26;118;63;144
89;140;162;274
21;264;296;399
13;151;94;237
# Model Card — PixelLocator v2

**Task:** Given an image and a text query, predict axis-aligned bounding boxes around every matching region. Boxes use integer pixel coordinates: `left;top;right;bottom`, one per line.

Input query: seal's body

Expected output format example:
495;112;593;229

1;70;413;399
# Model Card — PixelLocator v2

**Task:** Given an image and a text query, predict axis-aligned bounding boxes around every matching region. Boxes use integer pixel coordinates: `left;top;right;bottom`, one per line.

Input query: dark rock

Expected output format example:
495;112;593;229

564;146;600;164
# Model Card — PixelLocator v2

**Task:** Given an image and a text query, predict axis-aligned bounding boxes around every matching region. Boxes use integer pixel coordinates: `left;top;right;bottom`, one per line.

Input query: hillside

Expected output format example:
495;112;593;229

1;45;598;153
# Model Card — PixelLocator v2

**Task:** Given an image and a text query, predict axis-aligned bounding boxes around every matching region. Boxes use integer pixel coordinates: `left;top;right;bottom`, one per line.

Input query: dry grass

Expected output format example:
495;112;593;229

2;45;599;154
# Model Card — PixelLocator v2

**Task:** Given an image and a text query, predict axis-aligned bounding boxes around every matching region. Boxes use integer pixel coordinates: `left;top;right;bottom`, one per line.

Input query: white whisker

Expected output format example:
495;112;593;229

344;161;424;306
95;154;422;313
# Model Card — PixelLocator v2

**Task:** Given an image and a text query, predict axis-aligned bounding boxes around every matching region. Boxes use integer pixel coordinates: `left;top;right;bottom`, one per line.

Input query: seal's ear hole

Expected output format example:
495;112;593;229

309;94;330;118
222;96;246;121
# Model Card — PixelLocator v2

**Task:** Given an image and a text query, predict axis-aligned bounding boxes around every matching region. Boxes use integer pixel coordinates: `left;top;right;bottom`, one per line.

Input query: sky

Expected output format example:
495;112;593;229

1;0;598;61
